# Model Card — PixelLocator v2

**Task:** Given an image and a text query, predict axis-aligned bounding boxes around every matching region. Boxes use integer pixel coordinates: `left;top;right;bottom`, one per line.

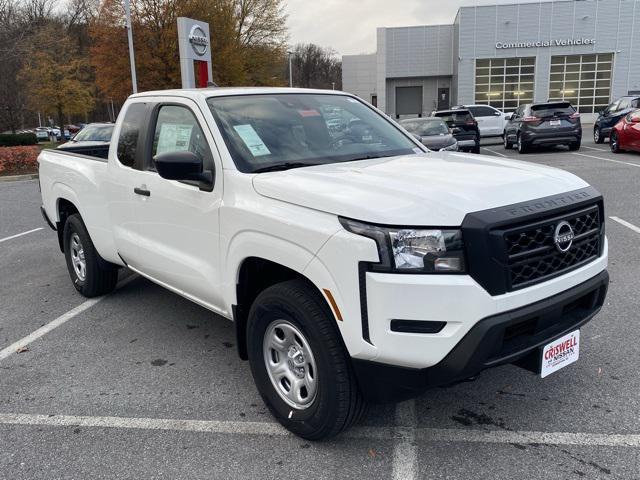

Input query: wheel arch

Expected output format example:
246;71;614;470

232;255;340;361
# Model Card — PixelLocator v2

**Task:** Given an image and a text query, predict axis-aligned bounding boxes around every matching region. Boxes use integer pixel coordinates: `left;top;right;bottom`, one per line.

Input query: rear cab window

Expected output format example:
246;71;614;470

117;103;147;167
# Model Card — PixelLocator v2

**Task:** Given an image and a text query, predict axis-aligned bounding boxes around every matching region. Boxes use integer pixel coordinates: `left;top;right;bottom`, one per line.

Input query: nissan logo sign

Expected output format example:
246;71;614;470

554;221;575;253
188;25;208;56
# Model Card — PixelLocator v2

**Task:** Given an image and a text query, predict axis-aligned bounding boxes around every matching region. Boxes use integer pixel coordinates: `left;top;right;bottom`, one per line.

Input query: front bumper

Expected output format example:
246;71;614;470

353;269;609;403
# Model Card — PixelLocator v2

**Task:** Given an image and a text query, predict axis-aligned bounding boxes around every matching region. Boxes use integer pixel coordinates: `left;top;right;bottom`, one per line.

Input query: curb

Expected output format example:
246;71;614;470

0;173;39;183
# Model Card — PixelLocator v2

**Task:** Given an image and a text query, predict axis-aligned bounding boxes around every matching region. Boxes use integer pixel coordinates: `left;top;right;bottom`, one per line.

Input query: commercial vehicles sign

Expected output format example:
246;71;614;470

496;38;596;49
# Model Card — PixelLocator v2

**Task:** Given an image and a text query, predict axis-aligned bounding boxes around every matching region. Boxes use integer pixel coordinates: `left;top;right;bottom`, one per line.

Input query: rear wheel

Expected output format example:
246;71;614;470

594;127;604;144
569;141;581;151
517;134;528;154
63;214;119;297
610;131;622;153
247;279;367;440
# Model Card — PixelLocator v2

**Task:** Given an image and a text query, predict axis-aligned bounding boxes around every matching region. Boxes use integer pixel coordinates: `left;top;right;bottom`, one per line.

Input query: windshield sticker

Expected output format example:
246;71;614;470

298;109;321;117
233;124;271;156
156;123;193;155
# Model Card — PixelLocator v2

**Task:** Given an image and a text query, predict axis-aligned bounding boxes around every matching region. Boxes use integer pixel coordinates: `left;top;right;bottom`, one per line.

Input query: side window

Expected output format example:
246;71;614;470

117;103;146;167
631;99;639;109
618;98;631;111
470;106;496;118
151;105;213;171
608;100;621;113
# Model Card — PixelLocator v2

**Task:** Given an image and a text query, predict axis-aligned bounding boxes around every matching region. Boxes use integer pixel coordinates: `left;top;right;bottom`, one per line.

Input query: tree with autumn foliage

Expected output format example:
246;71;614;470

90;0;288;103
19;25;95;138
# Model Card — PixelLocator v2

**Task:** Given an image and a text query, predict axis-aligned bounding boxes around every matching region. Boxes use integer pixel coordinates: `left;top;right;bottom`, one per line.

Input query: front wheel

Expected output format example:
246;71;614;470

610;131;622;153
517;134;529;154
63;214;119;297
247;280;367;440
504;132;512;149
594;127;604;144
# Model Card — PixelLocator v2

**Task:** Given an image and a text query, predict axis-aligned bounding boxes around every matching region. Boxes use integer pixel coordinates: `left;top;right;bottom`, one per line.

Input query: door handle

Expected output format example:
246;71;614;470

134;187;151;197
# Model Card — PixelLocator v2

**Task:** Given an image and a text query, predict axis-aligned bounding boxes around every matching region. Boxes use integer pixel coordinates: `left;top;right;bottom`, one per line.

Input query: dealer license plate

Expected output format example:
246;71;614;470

541;330;580;378
549;120;561;126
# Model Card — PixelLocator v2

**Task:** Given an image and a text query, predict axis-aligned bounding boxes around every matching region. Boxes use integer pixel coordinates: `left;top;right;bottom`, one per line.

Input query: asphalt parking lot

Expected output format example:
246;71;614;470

1;136;639;479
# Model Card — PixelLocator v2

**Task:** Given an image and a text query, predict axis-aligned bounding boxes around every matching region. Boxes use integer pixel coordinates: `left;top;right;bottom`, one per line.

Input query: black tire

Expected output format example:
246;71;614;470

503;132;512;150
63;214;118;297
569;141;581;151
471;144;481;154
594;127;604;144
610;131;622;153
517;134;528;154
246;279;367;440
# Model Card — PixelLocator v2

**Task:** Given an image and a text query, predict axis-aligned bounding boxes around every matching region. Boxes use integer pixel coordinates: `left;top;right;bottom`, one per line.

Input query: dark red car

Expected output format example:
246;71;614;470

610;110;640;153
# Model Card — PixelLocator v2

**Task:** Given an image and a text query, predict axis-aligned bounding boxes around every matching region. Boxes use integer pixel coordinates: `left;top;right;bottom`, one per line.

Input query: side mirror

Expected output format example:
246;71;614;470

154;151;213;186
504;113;513;120
631;115;640;124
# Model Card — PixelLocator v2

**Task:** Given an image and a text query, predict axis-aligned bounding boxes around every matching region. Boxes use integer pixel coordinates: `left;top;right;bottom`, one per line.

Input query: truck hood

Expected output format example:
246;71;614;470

252;152;589;225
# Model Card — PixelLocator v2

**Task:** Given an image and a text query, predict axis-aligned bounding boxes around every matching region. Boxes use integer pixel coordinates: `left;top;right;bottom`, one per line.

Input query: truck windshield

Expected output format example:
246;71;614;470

207;93;418;173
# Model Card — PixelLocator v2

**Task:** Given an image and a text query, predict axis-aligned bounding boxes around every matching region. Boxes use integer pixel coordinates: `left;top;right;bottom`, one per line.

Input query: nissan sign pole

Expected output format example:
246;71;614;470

124;0;138;93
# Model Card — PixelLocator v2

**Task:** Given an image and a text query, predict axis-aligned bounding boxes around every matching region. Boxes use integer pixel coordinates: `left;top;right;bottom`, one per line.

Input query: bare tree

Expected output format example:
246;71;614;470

290;43;342;90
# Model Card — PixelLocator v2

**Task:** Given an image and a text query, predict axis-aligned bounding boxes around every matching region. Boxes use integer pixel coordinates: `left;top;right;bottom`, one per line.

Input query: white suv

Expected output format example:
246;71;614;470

458;104;511;138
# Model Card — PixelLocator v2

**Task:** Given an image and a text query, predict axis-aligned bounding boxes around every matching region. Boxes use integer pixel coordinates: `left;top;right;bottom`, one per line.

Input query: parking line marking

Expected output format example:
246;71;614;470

610;216;640;234
0;227;43;244
0;275;137;361
482;147;508;158
582;146;610;152
0;412;638;448
393;400;418;480
571;152;640;168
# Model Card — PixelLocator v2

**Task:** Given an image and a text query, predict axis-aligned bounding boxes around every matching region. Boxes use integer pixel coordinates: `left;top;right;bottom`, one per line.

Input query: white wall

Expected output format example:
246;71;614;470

342;54;377;103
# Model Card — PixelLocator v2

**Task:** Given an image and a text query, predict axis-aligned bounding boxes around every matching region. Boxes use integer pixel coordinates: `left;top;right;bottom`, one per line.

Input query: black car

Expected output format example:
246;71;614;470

593;96;640;144
431;109;480;153
399;117;458;151
503;101;581;154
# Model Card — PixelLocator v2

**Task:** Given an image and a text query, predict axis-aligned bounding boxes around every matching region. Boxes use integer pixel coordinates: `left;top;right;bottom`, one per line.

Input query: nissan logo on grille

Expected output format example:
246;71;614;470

554;221;575;253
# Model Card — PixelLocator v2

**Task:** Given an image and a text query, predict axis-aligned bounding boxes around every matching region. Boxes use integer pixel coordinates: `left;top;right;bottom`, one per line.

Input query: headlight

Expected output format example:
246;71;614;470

339;218;466;273
440;141;458;152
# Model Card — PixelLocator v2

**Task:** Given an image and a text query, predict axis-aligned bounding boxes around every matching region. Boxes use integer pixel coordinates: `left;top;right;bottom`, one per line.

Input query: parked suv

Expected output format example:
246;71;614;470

399;117;458;151
454;104;510;138
431;108;480;153
594;96;640;144
504;101;581;153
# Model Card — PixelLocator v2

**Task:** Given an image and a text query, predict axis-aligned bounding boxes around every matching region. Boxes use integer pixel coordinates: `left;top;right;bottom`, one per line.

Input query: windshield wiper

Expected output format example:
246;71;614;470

252;162;321;173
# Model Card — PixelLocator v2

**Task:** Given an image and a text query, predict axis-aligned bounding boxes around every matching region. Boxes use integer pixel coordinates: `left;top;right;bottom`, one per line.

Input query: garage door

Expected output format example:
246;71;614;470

396;86;423;116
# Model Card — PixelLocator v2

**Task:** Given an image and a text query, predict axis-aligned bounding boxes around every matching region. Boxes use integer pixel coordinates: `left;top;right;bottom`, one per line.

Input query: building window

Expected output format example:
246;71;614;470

474;57;535;112
548;53;614;114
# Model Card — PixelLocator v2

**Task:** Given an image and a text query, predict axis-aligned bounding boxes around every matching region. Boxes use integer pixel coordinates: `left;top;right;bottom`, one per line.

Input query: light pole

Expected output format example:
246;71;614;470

287;51;293;87
124;0;138;93
331;82;335;90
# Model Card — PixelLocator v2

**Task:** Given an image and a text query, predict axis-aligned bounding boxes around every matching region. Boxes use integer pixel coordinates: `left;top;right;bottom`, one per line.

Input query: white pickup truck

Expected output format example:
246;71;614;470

39;88;609;440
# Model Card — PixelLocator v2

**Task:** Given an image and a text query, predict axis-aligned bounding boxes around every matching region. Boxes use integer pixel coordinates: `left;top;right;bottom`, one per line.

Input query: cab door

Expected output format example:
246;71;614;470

105;101;150;264
128;98;225;313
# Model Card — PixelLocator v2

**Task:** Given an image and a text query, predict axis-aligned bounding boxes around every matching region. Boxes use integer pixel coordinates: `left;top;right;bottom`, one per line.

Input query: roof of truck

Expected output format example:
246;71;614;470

130;87;349;100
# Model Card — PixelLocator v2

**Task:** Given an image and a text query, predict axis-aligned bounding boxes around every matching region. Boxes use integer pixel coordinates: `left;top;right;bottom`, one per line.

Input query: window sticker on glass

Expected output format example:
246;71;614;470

298;109;321;117
156;123;193;155
233;124;271;156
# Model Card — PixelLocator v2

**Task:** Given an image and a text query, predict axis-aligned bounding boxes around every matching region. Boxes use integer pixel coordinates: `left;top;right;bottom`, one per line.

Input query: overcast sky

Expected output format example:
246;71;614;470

285;0;556;56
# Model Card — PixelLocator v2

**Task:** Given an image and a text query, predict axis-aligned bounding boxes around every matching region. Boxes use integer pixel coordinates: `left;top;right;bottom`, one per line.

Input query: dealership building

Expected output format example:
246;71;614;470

342;0;640;121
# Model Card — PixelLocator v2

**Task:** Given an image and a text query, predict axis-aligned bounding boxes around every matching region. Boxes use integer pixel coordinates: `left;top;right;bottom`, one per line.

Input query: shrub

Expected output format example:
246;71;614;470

0;146;40;175
0;132;38;147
